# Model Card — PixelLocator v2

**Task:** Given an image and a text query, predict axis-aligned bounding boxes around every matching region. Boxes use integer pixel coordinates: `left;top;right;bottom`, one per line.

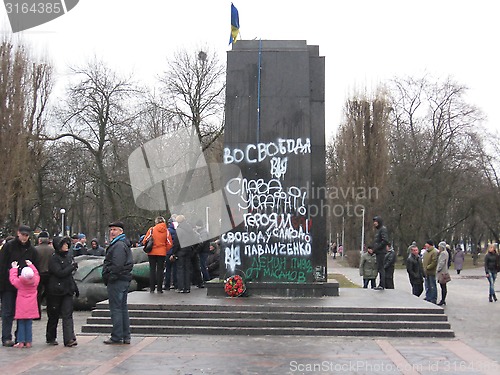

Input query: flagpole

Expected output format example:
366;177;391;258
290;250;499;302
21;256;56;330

257;39;262;143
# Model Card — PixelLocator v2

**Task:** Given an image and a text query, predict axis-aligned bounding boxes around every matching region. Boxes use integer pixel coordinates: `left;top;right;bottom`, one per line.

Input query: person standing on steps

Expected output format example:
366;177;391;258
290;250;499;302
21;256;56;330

102;221;133;345
484;243;499;303
406;244;424;297
359;245;377;289
384;244;396;289
142;216;172;294
372;216;389;290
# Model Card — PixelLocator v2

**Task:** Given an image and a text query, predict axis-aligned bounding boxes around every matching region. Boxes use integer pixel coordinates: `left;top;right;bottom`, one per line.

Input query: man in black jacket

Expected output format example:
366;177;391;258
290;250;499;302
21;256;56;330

171;215;201;293
102;221;133;345
0;225;39;346
406;244;424;296
372;216;389;290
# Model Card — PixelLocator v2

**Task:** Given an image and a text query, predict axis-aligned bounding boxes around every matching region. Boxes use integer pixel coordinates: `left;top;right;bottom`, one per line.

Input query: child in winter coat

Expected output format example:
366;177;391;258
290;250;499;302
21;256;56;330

9;260;40;348
360;246;378;288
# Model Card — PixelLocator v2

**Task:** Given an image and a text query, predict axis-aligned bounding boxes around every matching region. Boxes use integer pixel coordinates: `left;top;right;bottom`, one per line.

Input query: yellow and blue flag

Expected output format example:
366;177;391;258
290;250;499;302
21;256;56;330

229;3;240;45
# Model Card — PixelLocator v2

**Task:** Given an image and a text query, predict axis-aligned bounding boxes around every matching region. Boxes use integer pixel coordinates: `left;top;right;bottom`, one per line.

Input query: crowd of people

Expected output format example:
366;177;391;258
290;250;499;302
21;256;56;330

0;225;80;348
353;215;500;306
2;212;497;349
0;212;222;348
140;215;220;294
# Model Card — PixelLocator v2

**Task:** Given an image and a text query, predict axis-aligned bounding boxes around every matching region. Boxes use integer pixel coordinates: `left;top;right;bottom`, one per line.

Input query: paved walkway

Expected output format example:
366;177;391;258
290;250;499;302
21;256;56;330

0;256;498;375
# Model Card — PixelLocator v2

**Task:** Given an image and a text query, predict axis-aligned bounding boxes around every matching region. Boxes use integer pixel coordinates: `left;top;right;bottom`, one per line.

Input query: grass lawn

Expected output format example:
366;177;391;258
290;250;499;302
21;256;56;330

328;273;360;288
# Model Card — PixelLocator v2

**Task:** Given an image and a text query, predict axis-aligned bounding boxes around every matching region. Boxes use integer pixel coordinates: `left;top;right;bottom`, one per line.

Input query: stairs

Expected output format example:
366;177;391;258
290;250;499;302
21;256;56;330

81;299;454;338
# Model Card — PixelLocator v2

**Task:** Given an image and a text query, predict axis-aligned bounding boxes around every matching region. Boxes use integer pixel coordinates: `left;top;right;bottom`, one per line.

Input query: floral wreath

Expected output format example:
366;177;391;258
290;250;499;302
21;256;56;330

224;274;246;297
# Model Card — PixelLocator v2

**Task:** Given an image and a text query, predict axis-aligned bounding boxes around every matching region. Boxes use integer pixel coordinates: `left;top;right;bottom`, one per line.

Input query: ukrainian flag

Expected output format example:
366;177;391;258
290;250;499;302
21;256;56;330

229;3;240;45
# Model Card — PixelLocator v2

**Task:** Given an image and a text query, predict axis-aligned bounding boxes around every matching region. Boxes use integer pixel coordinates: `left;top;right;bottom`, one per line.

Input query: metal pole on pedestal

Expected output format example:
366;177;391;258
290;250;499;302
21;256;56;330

60;208;66;237
361;208;365;255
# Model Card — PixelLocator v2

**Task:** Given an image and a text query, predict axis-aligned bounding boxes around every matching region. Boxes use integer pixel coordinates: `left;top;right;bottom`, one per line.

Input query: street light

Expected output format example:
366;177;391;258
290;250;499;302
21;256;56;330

60;208;66;236
361;208;365;255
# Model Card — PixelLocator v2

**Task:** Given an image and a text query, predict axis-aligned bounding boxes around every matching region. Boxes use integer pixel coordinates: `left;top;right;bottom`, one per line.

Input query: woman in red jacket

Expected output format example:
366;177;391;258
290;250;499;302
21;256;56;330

143;217;172;293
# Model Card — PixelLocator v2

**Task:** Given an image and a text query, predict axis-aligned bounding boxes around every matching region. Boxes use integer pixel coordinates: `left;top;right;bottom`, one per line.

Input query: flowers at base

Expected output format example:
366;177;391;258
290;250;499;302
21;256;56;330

224;274;245;297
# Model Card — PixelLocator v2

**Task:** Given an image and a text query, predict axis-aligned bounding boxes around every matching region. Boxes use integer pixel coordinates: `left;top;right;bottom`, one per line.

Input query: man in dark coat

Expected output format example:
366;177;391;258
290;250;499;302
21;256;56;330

87;238;105;256
102;221;133;345
171;215;201;293
0;225;39;346
406;244;424;296
372;215;389;290
35;231;54;317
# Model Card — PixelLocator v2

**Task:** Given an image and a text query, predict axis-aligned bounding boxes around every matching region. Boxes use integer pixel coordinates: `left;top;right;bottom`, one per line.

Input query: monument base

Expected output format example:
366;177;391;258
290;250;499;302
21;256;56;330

206;280;339;298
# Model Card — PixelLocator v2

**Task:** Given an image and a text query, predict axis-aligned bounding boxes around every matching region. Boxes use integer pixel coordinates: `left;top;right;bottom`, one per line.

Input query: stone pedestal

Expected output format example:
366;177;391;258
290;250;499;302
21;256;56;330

221;40;326;295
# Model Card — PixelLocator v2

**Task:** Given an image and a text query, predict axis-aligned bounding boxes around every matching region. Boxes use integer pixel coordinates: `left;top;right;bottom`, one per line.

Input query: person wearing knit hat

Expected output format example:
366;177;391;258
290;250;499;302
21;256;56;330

0;224;39;347
9;260;40;348
73;233;87;257
102;220;133;345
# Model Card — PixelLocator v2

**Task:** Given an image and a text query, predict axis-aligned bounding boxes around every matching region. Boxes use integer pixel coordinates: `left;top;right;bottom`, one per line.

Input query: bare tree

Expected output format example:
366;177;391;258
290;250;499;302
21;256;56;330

327;90;391;259
0;39;53;233
386;75;486;248
154;47;226;207
51;59;140;241
158;48;226;151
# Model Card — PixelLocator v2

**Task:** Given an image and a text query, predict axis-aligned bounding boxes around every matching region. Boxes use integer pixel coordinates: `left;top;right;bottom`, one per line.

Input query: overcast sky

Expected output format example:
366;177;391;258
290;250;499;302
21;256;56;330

1;0;498;139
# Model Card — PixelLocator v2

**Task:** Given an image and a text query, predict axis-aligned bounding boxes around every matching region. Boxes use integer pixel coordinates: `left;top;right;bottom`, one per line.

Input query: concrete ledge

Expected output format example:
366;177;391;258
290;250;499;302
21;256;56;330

206;280;339;298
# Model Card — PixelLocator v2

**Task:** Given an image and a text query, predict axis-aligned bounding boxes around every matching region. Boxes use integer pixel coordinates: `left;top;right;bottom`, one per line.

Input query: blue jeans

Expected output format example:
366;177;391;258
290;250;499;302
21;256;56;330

107;280;131;342
1;290;17;343
487;272;497;295
16;319;32;343
425;275;437;303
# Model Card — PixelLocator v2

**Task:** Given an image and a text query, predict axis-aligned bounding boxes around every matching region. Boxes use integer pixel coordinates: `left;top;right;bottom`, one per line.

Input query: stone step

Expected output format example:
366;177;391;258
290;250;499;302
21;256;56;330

81;323;455;338
83;291;454;338
94;301;445;315
90;308;449;322
85;316;452;330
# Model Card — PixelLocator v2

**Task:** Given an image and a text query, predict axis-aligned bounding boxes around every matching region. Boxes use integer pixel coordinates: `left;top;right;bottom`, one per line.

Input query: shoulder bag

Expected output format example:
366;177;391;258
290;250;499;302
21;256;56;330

143;228;154;253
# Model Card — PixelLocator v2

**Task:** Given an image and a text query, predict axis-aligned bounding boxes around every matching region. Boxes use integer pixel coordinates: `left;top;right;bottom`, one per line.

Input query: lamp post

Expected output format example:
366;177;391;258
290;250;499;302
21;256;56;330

341;217;345;258
361;208;365;255
60;208;66;236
